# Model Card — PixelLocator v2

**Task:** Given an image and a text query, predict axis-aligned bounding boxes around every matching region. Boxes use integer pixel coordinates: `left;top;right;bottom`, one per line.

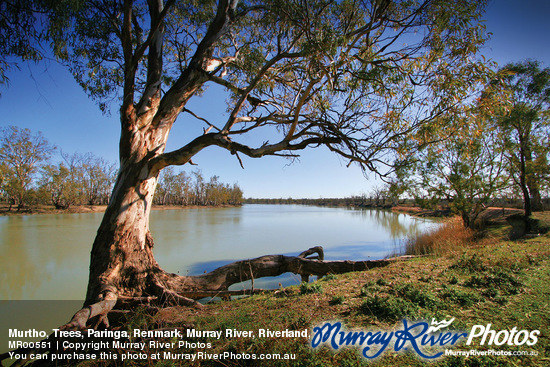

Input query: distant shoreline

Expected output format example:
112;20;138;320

0;203;524;222
0;204;241;217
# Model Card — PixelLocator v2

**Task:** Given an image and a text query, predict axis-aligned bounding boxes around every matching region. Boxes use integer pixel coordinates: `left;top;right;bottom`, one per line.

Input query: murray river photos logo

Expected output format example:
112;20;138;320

311;318;540;359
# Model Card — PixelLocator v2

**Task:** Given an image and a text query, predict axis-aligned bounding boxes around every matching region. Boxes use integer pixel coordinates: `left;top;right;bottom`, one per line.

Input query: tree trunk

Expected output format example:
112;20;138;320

461;211;471;228
84;161;161;304
518;140;532;217
525;146;542;212
530;189;542;212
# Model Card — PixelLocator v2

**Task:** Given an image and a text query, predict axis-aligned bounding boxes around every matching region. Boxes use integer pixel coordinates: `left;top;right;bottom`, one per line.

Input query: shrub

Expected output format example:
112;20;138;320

360;281;381;296
440;287;482;307
376;278;389;286
300;282;323;295
450;253;487;273
322;274;338;281
360;295;420;321
465;269;524;295
394;283;441;310
329;295;345;305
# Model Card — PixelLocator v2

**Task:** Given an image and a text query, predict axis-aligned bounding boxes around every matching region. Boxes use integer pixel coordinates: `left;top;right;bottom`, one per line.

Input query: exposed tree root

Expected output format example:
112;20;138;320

1;246;416;366
63;289;118;331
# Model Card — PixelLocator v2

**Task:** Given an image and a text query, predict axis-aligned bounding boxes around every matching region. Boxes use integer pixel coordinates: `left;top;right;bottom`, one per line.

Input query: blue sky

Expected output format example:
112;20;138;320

1;0;549;199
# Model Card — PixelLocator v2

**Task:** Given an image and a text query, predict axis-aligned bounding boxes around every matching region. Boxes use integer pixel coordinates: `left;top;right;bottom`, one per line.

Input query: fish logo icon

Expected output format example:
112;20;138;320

427;318;455;333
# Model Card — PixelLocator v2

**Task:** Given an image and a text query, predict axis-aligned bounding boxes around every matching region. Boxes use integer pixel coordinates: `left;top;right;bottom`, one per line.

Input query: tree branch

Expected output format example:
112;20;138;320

153;0;239;126
134;0;166;118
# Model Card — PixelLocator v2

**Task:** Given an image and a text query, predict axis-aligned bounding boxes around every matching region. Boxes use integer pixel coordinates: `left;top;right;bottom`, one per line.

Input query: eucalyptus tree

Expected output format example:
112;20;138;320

80;154;117;205
3;0;491;337
0;125;54;210
397;111;509;228
0;0;44;89
39;151;116;207
172;170;192;205
40;162;81;208
483;61;550;216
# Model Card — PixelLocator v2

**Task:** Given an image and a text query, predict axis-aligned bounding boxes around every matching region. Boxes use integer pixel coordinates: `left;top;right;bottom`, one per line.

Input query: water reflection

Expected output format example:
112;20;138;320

0;205;435;300
0;214;103;300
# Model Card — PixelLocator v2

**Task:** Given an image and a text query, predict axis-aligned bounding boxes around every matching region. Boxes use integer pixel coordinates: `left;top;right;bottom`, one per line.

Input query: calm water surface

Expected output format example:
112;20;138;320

0;204;435;300
0;205;436;353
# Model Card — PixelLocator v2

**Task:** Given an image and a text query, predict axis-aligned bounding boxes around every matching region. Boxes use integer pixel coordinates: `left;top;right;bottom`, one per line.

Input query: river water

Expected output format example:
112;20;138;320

0;204;436;354
0;204;434;301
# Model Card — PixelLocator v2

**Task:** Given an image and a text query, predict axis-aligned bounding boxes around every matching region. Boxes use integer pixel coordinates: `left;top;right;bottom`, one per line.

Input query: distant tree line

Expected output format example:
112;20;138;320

154;167;243;206
0;126;242;211
40;151;117;209
245;186;400;208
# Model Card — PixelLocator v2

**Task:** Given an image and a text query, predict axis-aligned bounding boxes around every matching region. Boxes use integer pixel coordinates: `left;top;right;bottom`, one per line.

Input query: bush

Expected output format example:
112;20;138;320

329;295;345;305
450;253;487;272
465;268;524;295
376;278;389;286
300;282;323;295
360;295;420;321
440;287;482;307
394;283;441;310
322;274;338;281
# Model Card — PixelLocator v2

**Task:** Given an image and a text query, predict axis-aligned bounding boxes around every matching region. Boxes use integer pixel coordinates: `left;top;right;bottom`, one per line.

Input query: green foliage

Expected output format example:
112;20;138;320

40;163;81;209
440;287;482;307
322;274;338;281
450;253;487;273
0;126;54;209
0;126;117;210
0;1;45;89
360;280;382;296
300;282;323;295
329;295;345;305
154;167;243;207
483;60;550;215
18;0;491;175
360;294;420;322
465;268;524;296
396;108;509;228
376;278;389;286
393;283;441;310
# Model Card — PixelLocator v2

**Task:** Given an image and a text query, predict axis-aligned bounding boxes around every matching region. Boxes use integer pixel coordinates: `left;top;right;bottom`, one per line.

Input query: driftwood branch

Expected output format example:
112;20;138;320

161;246;411;297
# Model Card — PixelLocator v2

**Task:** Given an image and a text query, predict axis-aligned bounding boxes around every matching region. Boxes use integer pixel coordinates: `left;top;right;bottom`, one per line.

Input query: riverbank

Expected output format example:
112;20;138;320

0;204;107;216
120;212;549;366
0;204;241;216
